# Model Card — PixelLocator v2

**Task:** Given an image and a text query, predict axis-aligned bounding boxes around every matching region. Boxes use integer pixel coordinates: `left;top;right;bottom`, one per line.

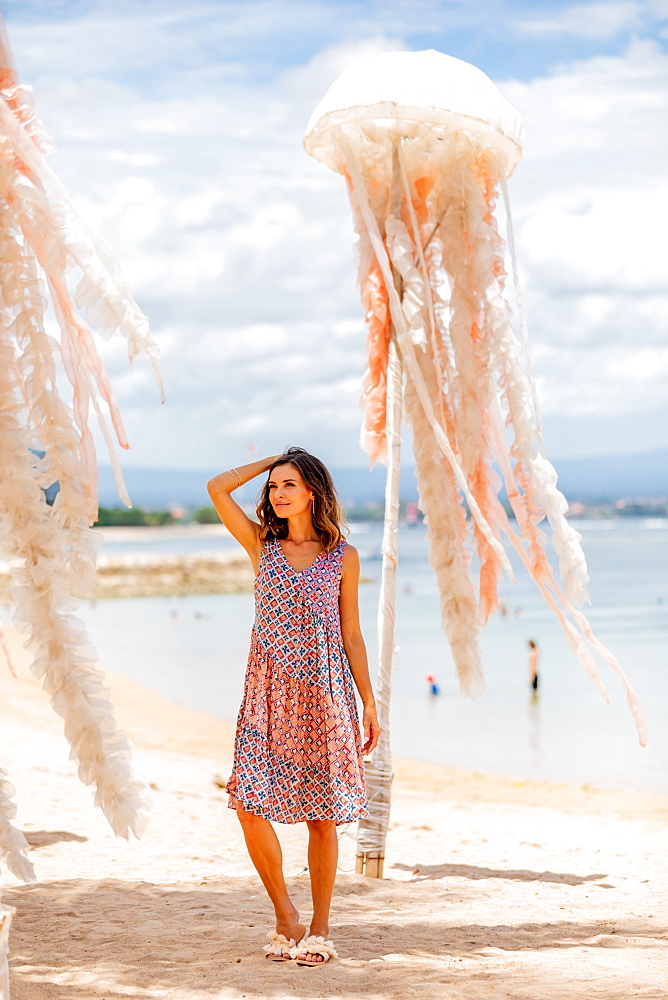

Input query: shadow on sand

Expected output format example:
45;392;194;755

6;875;667;1000
23;830;88;849
391;862;610;885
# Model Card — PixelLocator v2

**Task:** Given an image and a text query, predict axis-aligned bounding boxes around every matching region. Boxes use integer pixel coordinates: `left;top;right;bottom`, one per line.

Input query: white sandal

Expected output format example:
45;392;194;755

263;931;296;962
294;935;338;966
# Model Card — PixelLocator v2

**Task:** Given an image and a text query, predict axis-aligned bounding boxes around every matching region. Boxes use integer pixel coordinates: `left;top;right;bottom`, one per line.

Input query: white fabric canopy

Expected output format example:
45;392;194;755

304;49;524;177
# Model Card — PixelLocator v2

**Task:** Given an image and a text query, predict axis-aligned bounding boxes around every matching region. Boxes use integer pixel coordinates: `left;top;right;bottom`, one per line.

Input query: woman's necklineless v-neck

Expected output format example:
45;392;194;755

278;539;324;574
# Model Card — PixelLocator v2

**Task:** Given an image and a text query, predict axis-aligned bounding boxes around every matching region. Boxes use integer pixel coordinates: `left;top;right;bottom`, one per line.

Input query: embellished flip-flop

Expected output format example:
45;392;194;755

263;931;296;962
294;935;338;967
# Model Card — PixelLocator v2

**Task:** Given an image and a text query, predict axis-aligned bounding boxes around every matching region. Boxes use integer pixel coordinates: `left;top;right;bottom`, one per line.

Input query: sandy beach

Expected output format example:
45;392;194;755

1;623;667;1000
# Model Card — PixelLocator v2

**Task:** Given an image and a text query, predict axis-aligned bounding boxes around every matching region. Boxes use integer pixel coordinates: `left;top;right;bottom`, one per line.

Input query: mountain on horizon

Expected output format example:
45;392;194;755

97;448;668;509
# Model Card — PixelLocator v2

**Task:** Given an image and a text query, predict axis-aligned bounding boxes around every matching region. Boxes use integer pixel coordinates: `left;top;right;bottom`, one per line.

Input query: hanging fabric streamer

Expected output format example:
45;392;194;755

305;49;646;874
0;13;162;920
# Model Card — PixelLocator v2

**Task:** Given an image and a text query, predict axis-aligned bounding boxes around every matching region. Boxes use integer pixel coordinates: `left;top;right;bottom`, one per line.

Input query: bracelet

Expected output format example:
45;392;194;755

229;468;243;489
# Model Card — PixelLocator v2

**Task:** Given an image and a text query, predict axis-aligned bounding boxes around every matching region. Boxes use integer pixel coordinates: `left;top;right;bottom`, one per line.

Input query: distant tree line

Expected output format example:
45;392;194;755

93;498;667;528
95;507;175;527
192;506;221;524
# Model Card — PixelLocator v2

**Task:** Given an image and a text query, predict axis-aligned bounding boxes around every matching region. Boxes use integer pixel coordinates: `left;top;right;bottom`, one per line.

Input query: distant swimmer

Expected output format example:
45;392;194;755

426;673;440;696
527;638;540;693
405;501;419;527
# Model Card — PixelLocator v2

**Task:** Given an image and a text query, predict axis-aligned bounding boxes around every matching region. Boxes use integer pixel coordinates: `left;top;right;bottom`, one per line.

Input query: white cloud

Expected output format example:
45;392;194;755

499;40;668;422
502;39;667;174
520;186;668;293
517;2;644;40
4;4;668;470
19;28;401;469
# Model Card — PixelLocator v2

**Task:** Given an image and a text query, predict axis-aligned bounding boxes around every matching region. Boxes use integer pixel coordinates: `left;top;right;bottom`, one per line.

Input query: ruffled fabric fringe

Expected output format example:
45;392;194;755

0;769;34;884
344;133;646;745
0;23;156;881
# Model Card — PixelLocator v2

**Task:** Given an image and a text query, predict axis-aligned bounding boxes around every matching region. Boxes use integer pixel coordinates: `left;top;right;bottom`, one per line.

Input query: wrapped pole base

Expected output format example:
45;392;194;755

356;759;394;879
355;852;385;879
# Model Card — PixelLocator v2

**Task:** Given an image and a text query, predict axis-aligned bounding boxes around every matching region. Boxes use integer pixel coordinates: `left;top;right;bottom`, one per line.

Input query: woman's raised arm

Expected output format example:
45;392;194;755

207;455;281;563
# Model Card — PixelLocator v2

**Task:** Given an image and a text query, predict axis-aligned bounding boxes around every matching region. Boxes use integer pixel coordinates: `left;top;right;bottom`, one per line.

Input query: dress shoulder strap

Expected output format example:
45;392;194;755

327;538;346;573
259;538;279;565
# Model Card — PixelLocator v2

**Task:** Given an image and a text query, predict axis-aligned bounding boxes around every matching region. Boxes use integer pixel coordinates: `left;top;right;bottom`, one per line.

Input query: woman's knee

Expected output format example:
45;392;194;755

236;803;263;829
306;818;336;837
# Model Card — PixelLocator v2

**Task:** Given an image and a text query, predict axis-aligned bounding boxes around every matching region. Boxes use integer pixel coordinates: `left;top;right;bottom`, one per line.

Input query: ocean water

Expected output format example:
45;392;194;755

84;519;667;794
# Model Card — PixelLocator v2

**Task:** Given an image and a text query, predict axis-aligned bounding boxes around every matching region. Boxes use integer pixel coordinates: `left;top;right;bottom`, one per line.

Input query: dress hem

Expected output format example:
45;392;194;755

227;790;368;826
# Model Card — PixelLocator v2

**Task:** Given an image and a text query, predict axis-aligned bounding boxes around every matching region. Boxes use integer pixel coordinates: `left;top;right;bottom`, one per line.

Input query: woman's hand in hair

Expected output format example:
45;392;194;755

206;455;281;571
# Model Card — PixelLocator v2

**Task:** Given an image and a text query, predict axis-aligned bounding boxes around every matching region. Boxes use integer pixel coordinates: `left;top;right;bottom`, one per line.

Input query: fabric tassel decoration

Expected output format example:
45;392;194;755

0;16;160;872
0;769;34;884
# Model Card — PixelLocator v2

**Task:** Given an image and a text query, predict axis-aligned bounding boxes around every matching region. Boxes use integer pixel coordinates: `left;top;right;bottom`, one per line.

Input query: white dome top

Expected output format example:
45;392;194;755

304;49;524;177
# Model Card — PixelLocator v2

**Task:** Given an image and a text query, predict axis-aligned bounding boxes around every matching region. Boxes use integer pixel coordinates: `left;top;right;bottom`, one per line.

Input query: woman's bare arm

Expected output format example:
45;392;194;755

339;544;380;755
207;455;281;568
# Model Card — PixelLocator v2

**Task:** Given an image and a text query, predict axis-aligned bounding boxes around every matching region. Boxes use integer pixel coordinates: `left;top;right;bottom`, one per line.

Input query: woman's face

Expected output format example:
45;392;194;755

268;463;314;519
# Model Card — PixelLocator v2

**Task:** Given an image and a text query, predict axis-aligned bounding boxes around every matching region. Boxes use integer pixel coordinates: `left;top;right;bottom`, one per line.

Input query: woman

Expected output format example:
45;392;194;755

207;447;380;966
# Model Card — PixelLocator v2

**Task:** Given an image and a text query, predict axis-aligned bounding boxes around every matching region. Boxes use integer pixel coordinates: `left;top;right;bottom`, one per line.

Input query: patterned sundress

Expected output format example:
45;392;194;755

226;538;368;824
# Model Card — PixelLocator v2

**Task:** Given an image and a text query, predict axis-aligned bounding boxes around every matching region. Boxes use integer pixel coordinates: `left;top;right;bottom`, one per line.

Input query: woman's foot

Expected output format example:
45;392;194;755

264;932;296;962
295;925;336;965
265;908;305;961
276;912;306;947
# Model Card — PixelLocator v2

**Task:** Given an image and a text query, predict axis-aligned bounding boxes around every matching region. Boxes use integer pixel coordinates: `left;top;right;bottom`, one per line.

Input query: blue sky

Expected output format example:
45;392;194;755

1;0;667;85
2;0;667;470
4;1;662;82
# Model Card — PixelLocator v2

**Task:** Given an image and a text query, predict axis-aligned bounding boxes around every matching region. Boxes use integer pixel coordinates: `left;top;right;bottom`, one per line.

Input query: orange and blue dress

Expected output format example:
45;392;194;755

226;538;368;824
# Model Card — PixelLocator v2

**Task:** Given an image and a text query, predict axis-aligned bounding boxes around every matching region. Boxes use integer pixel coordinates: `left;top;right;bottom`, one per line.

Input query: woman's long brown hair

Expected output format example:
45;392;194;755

256;447;346;553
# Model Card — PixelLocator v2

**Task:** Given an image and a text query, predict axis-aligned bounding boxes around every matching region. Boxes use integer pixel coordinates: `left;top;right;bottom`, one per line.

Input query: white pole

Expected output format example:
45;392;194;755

356;334;402;878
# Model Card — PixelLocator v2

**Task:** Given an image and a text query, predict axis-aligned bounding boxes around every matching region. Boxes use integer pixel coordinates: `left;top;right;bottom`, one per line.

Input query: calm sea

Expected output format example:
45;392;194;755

84;519;667;794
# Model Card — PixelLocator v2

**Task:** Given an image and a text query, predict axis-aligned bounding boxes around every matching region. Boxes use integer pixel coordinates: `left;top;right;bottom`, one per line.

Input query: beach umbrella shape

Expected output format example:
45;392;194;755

304;49;646;878
0;13;162;962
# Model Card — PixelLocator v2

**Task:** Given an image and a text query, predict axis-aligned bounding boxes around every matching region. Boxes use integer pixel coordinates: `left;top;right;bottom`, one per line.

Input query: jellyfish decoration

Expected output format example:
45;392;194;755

0;13;161;934
305;49;646;876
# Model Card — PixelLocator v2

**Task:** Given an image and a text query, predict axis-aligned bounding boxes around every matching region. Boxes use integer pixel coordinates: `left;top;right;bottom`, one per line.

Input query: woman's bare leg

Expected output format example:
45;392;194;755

236;804;305;944
298;819;338;961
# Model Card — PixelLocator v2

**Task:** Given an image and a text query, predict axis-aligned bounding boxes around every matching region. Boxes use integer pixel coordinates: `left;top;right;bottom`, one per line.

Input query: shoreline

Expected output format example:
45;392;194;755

2;624;667;999
2;622;665;809
2;622;666;815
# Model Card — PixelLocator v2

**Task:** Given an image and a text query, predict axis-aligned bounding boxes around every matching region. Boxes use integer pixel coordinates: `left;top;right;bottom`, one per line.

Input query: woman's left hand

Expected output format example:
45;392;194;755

362;702;381;755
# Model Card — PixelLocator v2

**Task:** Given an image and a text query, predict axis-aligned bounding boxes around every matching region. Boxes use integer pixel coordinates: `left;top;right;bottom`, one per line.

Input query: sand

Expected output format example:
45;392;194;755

1;623;667;1000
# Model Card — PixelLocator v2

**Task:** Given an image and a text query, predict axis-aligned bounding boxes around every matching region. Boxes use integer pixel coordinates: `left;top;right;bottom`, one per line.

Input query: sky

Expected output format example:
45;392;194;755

2;0;667;471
